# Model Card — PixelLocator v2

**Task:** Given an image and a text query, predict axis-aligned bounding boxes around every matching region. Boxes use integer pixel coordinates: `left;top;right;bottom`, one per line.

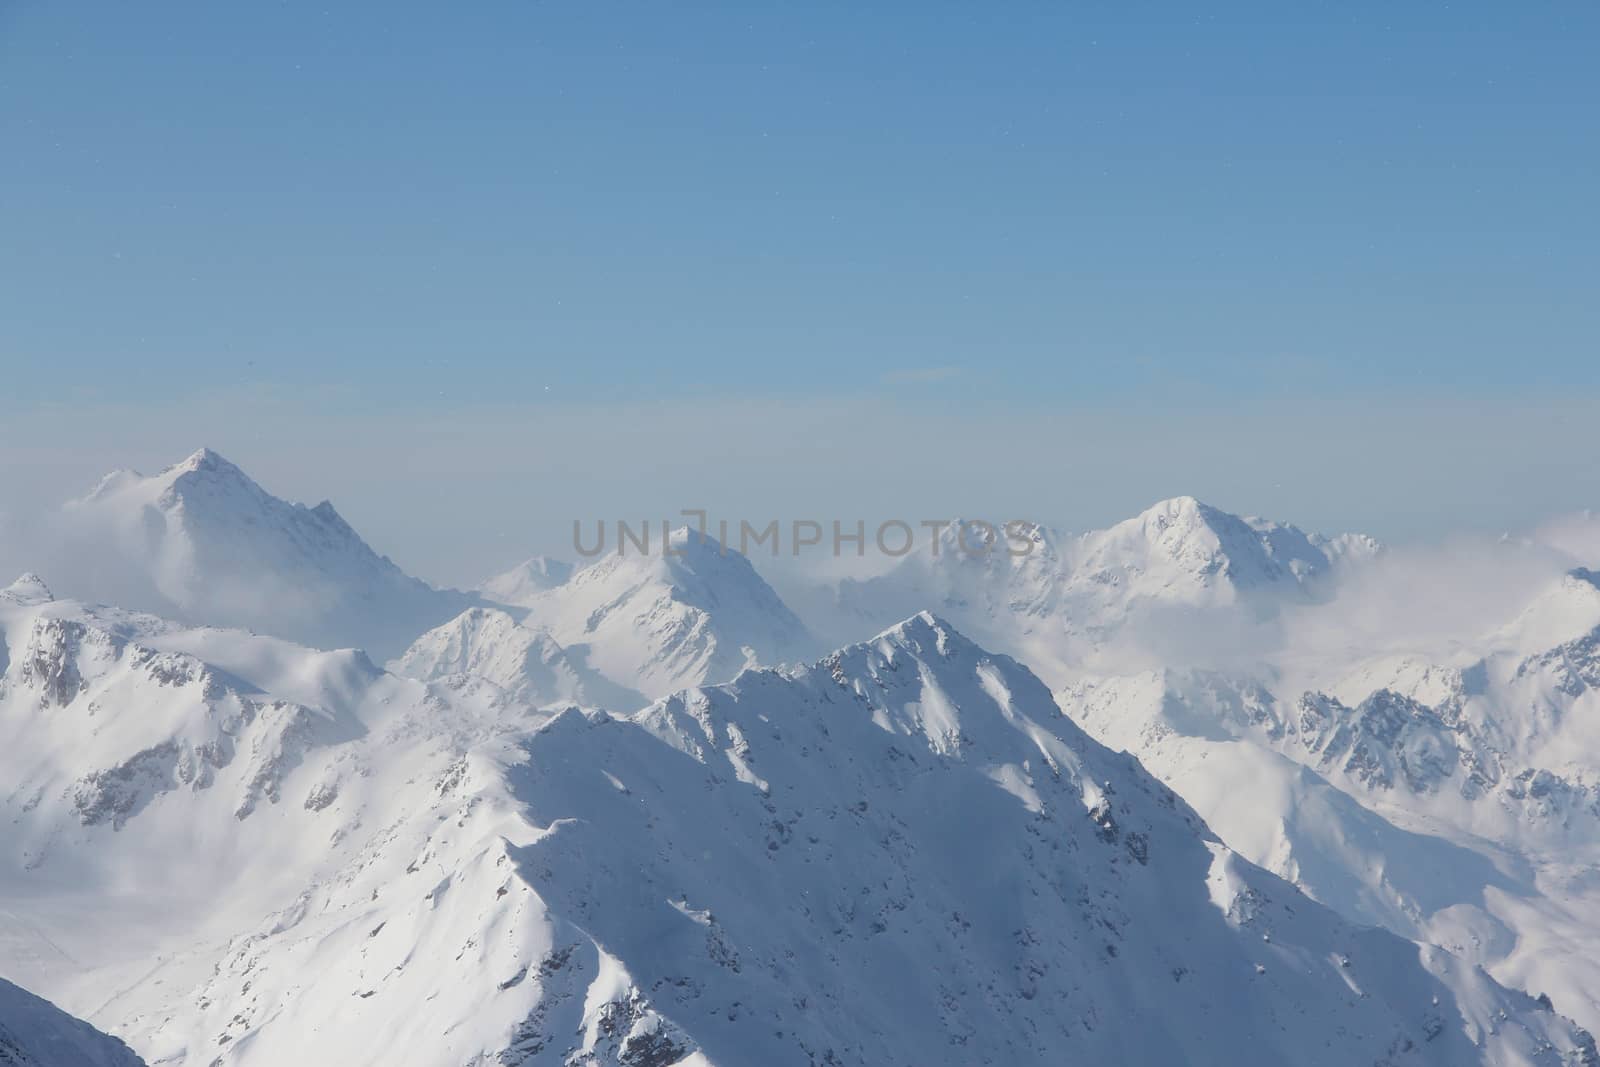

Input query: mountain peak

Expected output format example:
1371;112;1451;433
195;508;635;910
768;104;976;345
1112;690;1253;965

1133;495;1240;537
78;468;143;504
666;524;738;563
396;605;648;708
1495;566;1600;652
1;573;54;605
518;526;816;699
874;609;962;651
72;449;289;520
53;449;470;657
479;556;575;607
306;499;361;540
172;446;233;472
1144;493;1208;515
159;447;262;496
586;526;780;593
1090;495;1337;594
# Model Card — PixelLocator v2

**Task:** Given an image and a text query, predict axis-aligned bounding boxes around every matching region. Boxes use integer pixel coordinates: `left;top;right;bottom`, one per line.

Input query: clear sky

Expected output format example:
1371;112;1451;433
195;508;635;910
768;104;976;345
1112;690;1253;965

2;2;1596;584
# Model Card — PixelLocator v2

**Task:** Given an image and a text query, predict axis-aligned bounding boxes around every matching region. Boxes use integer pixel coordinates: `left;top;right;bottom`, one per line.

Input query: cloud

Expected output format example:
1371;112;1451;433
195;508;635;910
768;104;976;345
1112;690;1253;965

1532;510;1600;567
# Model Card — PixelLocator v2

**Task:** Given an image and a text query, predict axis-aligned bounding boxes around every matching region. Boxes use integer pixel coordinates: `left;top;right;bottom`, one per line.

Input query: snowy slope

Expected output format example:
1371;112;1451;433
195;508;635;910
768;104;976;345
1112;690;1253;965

0;577;545;1058
1216;567;1600;844
0;977;145;1067
394;606;647;710
514;527;818;699
1;587;1592;1066
52;449;472;658
479;557;575;607
1058;568;1600;1030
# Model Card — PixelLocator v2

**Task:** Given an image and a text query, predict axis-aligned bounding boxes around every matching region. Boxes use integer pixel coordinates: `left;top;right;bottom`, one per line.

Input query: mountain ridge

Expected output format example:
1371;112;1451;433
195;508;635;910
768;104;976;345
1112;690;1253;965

4;591;1592;1064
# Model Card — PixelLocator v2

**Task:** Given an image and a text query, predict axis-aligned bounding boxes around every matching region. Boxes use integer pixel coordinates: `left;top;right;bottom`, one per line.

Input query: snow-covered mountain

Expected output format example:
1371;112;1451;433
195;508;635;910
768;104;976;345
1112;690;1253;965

1304;567;1600;827
1058;565;1600;1031
10;444;1600;1067
1065;495;1375;607
1070;566;1600;845
510;527;818;700
479;556;575;607
1;582;1594;1065
810;498;1377;683
0;977;145;1067
395;605;646;710
0;576;549;1061
51;449;473;659
487;612;1592;1065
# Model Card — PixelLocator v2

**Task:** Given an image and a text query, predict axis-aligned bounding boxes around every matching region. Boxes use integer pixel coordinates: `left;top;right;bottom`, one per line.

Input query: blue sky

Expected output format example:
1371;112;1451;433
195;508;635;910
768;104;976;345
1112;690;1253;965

1;2;1596;582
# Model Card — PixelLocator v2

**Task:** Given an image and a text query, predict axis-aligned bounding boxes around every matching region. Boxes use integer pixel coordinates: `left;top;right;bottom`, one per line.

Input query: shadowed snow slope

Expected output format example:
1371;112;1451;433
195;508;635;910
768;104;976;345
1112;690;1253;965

0;977;145;1066
52;448;472;658
493;612;1591;1066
